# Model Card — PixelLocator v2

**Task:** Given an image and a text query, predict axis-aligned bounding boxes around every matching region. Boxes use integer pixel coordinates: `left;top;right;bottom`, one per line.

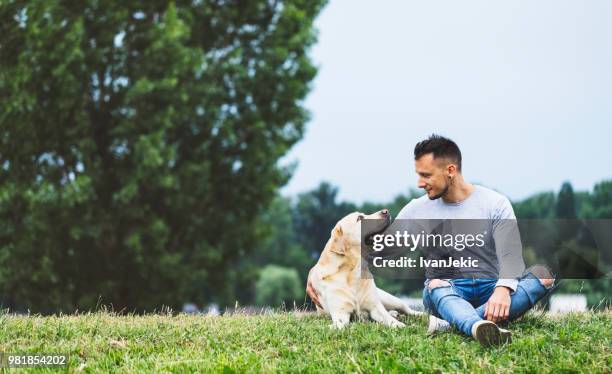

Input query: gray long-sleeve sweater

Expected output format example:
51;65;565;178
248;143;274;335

395;184;525;291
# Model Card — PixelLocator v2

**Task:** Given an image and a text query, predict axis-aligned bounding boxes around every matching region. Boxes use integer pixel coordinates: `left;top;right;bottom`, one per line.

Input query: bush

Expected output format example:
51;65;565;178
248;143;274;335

255;265;303;307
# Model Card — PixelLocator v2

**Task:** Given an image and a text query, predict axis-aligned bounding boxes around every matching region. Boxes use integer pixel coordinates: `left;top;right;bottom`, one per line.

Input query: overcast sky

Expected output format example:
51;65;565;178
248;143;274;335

280;0;612;204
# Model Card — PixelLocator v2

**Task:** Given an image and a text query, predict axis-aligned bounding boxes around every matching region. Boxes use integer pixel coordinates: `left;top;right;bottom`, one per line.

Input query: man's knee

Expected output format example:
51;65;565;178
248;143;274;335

525;265;555;288
424;280;452;309
428;279;451;290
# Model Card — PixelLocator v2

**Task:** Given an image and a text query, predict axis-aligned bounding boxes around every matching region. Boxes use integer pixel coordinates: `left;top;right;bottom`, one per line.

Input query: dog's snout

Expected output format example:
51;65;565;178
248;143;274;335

381;209;389;215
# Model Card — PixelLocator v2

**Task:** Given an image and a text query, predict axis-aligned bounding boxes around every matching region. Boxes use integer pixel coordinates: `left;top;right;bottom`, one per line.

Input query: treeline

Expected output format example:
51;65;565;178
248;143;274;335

246;180;612;308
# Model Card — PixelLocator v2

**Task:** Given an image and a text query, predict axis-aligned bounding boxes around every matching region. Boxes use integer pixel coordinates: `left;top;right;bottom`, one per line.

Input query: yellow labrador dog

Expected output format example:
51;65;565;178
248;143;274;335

308;209;421;329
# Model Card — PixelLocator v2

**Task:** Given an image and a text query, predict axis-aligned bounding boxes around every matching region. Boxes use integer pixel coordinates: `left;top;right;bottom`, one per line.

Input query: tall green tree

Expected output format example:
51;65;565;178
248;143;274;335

556;181;577;219
0;0;326;312
554;181;578;247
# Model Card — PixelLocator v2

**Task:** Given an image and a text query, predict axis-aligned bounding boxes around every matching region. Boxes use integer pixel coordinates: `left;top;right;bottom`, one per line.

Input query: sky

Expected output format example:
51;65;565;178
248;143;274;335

280;0;612;204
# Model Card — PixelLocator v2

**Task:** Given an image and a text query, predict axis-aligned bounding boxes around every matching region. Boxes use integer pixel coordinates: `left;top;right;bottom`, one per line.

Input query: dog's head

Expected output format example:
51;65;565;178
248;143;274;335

329;209;392;256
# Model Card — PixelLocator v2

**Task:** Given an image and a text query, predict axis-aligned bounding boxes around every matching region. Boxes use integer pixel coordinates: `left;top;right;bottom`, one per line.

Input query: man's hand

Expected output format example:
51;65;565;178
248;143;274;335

306;269;323;310
484;286;511;322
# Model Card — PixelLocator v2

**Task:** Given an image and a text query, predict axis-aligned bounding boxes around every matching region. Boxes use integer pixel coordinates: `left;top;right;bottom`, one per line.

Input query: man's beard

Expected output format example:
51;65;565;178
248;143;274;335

428;182;450;200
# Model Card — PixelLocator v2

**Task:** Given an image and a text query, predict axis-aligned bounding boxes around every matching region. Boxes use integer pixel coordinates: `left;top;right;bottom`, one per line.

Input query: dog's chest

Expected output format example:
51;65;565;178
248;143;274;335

347;277;377;307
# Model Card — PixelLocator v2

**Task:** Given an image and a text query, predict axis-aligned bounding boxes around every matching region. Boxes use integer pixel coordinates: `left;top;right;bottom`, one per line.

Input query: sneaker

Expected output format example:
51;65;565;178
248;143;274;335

427;315;451;335
471;320;512;347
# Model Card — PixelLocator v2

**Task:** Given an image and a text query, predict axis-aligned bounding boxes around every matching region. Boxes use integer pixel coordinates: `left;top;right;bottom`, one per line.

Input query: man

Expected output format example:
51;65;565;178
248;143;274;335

307;134;555;347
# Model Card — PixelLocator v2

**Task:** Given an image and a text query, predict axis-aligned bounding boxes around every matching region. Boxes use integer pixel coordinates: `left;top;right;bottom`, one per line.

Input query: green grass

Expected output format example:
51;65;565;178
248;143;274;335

0;310;610;373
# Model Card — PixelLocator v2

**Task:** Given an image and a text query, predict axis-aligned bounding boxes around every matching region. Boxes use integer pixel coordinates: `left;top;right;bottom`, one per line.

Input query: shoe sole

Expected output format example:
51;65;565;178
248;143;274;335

474;321;512;347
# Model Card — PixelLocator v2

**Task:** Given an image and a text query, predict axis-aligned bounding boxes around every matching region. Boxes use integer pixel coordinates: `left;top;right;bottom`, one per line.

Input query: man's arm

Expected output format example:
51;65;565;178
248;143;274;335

492;197;525;291
485;197;525;322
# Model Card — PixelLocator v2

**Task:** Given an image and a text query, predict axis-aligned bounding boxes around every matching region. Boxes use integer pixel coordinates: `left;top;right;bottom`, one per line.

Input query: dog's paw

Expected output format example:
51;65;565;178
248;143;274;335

388;310;400;318
405;308;424;316
388;318;406;328
330;318;349;329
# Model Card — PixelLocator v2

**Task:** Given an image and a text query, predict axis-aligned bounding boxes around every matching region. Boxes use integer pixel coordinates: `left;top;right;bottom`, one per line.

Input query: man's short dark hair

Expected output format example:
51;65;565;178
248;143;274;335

414;134;462;171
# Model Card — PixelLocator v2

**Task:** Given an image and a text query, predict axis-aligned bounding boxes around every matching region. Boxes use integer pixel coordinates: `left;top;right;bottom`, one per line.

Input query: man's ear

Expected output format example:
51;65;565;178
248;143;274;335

330;225;347;255
447;164;457;178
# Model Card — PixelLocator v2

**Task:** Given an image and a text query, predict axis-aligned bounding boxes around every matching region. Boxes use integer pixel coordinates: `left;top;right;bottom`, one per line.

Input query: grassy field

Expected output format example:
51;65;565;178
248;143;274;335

0;309;610;373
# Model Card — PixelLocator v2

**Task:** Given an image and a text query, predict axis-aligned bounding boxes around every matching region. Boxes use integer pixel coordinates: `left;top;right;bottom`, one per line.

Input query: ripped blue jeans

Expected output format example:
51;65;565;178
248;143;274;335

422;272;553;336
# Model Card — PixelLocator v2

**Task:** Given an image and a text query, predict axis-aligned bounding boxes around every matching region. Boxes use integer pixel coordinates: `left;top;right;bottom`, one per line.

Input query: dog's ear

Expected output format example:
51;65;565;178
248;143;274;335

330;225;348;255
331;224;343;238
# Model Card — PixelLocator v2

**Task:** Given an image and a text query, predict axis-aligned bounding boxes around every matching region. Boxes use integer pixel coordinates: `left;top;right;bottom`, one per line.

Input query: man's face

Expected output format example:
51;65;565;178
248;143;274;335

415;153;451;200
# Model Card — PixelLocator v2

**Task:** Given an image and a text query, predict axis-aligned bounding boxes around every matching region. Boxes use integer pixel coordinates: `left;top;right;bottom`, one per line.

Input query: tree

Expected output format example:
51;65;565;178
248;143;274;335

588;180;612;219
554;181;578;247
556;182;577;219
513;192;556;219
359;189;423;218
292;182;356;256
0;0;326;312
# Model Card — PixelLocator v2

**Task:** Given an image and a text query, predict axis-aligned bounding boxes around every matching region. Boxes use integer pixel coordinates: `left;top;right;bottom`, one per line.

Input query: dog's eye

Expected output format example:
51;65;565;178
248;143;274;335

356;215;364;222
